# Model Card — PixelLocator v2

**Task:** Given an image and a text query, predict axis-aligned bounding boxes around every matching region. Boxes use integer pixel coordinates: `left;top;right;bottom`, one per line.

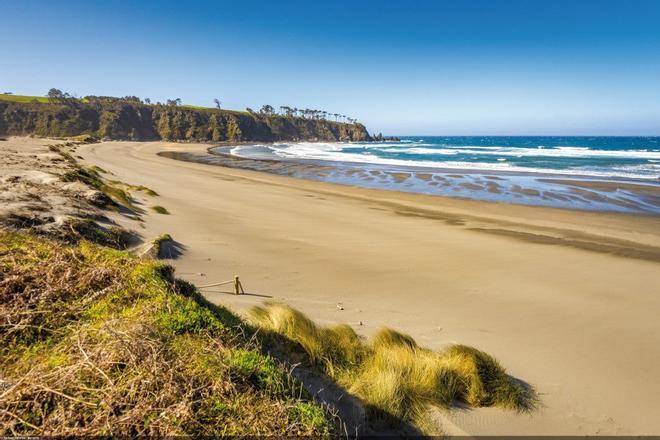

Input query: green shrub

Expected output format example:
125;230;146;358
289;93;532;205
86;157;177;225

291;402;333;435
158;295;225;335
225;348;286;393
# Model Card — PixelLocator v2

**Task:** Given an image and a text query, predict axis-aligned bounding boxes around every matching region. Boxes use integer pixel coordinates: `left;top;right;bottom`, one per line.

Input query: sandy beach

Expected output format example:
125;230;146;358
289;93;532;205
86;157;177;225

73;140;660;435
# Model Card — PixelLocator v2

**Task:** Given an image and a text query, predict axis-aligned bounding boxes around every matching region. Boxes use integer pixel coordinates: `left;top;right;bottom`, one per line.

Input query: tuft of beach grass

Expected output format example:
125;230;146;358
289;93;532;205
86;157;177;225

250;302;537;433
151;205;170;214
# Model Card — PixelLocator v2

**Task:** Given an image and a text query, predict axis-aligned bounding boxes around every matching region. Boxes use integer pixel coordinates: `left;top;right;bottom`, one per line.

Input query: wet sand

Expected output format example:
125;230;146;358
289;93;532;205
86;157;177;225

172;147;660;214
78;140;660;435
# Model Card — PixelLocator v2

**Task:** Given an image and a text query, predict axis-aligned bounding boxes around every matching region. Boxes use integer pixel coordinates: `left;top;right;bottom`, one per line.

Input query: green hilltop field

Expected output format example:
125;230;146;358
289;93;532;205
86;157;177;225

0;93;52;103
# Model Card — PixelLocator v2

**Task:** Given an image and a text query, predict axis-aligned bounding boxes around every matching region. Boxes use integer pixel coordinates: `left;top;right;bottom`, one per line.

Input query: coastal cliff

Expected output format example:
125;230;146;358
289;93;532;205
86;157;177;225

0;98;371;142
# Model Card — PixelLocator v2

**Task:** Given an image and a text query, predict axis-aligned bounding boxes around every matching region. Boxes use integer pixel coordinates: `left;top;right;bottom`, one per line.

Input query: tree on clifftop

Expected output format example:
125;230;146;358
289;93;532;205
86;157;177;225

214;98;221;109
260;104;274;115
47;88;70;104
280;106;293;117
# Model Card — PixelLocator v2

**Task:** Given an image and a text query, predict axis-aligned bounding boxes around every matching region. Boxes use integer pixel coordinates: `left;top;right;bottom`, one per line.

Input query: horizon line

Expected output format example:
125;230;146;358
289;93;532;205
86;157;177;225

386;134;660;137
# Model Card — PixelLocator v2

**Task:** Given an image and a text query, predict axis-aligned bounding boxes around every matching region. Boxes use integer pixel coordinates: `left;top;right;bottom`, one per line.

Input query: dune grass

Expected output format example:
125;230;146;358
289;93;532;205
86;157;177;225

110;181;159;197
48;143;158;216
62;166;140;212
68;134;98;143
250;302;537;432
135;186;159;196
151;205;170;214
89;165;107;174
153;233;173;245
48;143;134;209
0;231;334;436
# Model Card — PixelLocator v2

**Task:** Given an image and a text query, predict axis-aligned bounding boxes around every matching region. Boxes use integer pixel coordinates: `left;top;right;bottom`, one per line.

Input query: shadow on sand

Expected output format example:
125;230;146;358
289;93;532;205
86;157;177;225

264;334;427;437
198;287;272;299
158;239;186;259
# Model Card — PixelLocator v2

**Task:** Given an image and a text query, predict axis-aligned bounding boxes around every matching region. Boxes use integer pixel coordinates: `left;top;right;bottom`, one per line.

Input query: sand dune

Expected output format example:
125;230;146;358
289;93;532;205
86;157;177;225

78;140;660;435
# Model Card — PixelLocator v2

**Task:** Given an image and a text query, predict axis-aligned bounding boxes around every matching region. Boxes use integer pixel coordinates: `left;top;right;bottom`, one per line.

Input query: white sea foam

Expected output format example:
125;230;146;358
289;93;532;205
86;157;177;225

369;145;660;159
229;142;660;180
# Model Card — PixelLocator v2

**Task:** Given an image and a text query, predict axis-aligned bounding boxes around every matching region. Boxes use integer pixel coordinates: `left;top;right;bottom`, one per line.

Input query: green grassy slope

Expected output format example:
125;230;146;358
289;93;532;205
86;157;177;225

0;231;334;436
0;94;51;103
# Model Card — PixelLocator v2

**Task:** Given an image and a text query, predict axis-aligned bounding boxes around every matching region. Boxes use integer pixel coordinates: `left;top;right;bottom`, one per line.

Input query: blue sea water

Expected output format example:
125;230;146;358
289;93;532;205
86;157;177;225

254;136;660;180
221;136;660;213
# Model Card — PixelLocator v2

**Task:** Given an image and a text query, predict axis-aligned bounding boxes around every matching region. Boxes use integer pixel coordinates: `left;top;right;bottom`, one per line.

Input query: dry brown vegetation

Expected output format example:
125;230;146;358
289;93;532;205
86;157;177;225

0;231;334;436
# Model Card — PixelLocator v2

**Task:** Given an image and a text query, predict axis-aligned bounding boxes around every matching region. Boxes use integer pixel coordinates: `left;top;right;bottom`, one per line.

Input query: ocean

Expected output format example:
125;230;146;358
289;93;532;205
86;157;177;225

195;136;660;214
232;136;660;180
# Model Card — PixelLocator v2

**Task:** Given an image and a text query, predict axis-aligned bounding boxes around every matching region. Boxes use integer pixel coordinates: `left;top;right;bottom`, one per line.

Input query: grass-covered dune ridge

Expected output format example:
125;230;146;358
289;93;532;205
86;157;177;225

0;95;370;142
0;228;537;435
251;302;537;432
0;231;333;436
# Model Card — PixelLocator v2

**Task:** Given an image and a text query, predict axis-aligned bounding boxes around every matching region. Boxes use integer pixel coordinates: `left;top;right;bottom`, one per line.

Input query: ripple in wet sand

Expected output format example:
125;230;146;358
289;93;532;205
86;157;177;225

459;182;484;191
486;182;502;194
511;185;541;197
389;172;412;183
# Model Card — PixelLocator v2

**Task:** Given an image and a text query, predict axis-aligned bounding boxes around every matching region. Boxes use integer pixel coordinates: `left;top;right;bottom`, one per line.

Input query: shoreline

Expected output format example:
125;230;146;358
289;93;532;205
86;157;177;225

69;139;660;435
160;147;660;262
217;143;660;182
160;143;660;214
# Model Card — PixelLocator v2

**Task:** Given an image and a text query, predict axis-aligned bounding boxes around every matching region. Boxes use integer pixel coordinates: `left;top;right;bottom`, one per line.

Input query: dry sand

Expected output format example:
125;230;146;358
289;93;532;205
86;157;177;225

70;140;660;435
0;137;112;235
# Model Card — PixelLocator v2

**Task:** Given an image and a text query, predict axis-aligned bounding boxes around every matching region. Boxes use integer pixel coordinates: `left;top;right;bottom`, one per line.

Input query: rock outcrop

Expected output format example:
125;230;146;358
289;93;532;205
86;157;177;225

0;100;371;142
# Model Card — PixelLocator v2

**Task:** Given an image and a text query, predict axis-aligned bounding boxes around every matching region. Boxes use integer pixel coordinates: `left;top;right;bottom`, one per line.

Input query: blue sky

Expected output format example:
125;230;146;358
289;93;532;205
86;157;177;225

1;0;659;135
